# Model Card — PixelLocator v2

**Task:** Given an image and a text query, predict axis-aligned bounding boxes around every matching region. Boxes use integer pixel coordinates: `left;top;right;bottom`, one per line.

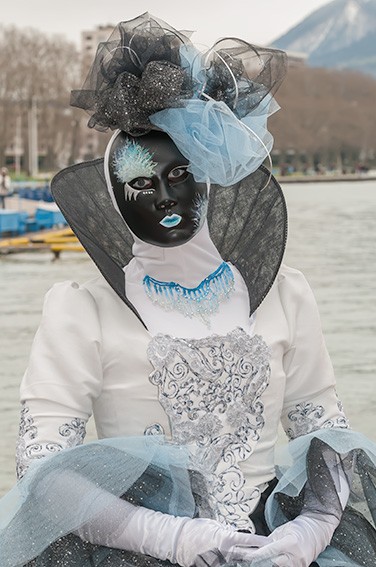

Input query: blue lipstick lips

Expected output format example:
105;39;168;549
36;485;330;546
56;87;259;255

159;214;182;228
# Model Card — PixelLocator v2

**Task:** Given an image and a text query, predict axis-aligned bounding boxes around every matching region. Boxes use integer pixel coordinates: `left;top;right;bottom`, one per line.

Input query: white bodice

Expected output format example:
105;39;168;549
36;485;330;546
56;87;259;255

17;265;349;526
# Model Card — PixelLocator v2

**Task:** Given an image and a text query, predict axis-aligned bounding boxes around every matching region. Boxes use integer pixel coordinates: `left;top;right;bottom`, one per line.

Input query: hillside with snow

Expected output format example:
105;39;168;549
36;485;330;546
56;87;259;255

272;0;376;76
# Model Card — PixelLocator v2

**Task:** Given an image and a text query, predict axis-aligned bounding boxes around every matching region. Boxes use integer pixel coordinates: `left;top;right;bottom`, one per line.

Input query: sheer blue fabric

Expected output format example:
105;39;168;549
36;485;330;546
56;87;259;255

0;436;195;567
150;98;274;186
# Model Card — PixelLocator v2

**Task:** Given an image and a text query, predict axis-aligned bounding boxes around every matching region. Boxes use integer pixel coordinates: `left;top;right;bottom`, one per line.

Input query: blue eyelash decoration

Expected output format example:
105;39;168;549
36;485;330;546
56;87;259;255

113;139;157;183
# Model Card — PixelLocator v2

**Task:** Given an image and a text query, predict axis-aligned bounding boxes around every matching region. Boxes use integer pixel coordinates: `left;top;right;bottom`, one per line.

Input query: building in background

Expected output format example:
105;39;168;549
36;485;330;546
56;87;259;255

81;25;115;62
78;25;115;161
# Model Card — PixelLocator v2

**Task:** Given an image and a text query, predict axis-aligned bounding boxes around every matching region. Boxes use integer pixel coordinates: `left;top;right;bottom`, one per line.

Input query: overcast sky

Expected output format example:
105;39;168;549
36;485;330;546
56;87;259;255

2;0;331;46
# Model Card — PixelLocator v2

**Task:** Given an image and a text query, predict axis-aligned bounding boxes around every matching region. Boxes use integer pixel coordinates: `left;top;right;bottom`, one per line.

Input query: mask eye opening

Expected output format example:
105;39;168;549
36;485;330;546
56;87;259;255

128;177;154;190
168;165;189;184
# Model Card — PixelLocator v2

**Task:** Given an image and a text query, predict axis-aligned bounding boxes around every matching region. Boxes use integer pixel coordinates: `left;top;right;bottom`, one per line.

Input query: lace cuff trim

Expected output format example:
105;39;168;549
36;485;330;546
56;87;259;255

285;397;350;441
16;403;87;479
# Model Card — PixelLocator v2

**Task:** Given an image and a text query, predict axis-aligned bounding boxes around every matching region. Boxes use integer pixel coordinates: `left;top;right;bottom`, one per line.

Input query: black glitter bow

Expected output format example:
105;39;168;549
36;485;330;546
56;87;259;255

89;61;189;135
71;14;194;134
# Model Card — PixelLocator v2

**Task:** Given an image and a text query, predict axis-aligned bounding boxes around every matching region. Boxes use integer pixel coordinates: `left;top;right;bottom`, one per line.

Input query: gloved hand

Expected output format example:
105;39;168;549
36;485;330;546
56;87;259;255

76;487;268;567
111;505;269;567
228;512;339;567
239;439;352;566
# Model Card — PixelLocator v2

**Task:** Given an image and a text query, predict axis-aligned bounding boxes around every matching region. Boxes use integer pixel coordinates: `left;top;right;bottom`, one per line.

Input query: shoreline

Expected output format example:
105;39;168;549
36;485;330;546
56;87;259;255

276;173;376;183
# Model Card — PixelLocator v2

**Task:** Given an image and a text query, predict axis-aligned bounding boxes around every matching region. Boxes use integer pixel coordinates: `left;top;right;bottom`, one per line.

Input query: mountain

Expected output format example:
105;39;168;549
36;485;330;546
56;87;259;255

272;0;376;77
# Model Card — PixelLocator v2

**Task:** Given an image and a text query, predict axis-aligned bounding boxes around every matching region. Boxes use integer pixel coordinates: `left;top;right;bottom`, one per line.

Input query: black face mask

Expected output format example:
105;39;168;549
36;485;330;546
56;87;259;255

108;131;208;247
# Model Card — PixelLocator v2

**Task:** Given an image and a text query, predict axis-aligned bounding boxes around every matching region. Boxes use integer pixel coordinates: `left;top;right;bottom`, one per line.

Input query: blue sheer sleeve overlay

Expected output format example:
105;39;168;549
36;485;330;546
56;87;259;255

0;436;197;567
265;429;376;566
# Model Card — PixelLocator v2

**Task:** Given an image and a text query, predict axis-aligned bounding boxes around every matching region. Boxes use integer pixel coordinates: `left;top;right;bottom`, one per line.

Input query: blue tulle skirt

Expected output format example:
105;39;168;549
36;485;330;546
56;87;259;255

1;430;375;567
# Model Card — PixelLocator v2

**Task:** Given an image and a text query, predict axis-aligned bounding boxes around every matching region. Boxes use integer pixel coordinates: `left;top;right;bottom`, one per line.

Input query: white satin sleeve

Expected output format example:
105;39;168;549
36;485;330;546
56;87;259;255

278;266;350;440
16;281;102;479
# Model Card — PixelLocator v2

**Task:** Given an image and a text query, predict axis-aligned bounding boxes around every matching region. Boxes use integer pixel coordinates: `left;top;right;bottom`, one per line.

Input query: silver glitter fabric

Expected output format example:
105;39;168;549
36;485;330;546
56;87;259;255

25;533;176;567
91;62;188;135
147;328;271;530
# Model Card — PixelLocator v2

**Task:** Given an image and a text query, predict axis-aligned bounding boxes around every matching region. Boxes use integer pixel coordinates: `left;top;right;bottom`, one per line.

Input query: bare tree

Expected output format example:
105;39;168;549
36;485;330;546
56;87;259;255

270;66;376;170
0;25;80;173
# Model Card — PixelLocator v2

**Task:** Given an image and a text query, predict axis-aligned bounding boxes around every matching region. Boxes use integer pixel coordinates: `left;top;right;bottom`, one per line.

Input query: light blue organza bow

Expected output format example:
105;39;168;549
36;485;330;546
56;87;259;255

150;45;277;187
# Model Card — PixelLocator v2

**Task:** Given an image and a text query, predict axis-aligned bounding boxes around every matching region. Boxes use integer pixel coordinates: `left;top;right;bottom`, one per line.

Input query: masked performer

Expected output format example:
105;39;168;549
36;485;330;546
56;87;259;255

1;13;375;567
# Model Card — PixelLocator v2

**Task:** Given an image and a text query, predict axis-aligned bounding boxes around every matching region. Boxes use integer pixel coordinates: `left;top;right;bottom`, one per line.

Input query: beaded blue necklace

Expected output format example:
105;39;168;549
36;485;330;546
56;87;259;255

143;262;235;325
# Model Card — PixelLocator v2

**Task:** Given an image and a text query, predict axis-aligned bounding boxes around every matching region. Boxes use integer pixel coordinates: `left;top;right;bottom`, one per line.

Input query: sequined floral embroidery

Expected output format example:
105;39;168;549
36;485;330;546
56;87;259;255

59;418;87;448
144;423;165;436
286;398;350;440
147;327;271;529
16;403;87;479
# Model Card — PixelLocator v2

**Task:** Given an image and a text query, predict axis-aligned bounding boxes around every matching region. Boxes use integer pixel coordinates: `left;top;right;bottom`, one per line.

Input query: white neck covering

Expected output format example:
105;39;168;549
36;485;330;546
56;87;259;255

124;221;255;338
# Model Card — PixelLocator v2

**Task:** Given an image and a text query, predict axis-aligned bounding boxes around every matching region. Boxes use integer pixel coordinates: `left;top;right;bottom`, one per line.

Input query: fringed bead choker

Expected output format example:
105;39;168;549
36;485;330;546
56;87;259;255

143;262;235;325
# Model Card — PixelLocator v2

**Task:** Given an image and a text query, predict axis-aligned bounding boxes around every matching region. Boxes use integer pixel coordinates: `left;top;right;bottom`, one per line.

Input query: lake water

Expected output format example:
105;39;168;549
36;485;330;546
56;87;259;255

0;179;375;496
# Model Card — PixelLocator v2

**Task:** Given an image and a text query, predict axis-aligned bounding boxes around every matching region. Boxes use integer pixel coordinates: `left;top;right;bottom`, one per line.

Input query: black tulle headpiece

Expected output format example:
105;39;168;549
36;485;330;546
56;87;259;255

71;12;287;135
71;13;287;186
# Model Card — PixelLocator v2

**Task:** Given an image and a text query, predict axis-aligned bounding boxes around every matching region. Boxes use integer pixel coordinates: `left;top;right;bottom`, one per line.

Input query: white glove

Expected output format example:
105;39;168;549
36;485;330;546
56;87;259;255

35;466;267;567
79;496;269;567
238;442;353;566
233;512;338;566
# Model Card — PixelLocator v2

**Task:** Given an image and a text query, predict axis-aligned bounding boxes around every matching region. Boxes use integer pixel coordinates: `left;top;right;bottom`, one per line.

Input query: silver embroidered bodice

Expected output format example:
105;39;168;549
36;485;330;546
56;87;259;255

147;327;271;529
